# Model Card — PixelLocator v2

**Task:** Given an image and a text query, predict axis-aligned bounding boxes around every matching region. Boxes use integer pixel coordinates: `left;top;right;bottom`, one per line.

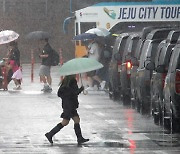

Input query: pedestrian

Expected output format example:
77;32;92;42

7;59;22;90
45;75;89;145
85;39;106;91
7;41;20;66
39;38;53;92
6;41;22;89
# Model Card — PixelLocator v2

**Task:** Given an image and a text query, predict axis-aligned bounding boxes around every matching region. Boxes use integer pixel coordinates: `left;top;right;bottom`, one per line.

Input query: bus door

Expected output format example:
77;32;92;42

75;22;96;58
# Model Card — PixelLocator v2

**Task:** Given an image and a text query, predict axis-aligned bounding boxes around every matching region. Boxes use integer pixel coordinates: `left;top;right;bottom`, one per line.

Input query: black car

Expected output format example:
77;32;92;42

108;33;129;100
149;30;180;124
136;28;175;114
119;32;140;105
163;41;180;132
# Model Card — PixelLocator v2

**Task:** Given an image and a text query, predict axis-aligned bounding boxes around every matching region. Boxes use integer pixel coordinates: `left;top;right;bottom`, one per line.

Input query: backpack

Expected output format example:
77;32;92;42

51;49;60;66
99;45;112;64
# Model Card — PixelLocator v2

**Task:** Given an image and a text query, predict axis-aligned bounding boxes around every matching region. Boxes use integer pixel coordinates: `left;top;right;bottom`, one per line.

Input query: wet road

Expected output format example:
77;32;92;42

0;64;180;154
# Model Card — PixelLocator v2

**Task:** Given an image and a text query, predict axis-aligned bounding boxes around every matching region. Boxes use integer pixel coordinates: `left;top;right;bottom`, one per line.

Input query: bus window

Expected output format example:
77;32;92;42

80;22;96;33
75;22;78;36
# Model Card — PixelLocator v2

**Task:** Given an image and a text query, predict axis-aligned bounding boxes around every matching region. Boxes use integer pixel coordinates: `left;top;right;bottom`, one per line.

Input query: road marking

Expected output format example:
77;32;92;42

123;133;150;140
95;112;105;117
84;105;93;109
105;120;117;124
22;91;43;95
0;90;53;95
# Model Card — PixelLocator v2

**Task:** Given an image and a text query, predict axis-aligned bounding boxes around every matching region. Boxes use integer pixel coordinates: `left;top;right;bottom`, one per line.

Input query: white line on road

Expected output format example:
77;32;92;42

84;105;93;109
95;112;105;117
123;133;150;140
105;120;117;124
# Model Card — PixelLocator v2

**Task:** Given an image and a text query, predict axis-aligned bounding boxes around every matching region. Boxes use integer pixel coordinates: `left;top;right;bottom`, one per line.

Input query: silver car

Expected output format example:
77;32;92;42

150;30;180;125
136;28;174;114
108;33;129;100
163;40;180;132
119;33;140;105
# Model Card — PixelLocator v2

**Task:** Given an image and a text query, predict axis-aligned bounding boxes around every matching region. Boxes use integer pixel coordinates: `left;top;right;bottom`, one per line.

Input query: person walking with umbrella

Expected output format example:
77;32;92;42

85;39;106;91
39;38;53;92
45;75;89;145
0;30;22;90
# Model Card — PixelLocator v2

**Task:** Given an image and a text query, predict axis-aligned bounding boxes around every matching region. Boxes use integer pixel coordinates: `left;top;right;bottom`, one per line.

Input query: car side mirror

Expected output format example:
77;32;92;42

131;57;139;66
156;65;166;73
114;53;121;61
125;54;131;61
145;60;155;70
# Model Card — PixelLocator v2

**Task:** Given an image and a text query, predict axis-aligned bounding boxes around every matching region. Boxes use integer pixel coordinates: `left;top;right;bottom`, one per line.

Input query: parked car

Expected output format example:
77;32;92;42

130;26;161;108
119;32;140;105
163;41;180;132
149;30;180;124
136;28;175;114
108;33;129;100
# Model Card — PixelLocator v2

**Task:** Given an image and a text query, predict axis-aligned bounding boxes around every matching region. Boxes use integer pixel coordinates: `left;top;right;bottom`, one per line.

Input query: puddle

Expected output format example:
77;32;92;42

81;141;129;148
153;139;180;147
41;141;129;148
104;141;125;147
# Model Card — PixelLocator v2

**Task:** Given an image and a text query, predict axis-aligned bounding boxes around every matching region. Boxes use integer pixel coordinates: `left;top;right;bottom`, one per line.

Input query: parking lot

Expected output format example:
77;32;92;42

107;26;180;133
0;64;180;154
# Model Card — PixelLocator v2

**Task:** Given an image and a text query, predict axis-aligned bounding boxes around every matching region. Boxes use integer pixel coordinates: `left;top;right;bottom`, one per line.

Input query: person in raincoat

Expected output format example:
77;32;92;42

45;75;89;145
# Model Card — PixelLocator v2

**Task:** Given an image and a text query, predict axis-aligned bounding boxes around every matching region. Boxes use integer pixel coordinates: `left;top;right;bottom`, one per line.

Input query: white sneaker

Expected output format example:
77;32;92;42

100;81;106;90
93;85;98;91
41;85;49;91
13;85;21;90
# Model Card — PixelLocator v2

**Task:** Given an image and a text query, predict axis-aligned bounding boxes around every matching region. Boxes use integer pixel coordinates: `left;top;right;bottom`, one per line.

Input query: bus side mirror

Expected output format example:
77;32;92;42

125;54;131;61
131;57;139;66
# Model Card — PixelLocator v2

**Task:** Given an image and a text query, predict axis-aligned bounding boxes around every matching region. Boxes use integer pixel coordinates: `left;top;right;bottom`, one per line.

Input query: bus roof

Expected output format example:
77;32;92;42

75;0;180;31
92;1;180;7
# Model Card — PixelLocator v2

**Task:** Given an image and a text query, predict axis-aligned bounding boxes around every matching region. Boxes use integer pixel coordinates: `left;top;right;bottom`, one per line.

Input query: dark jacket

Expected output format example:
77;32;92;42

9;47;20;66
57;78;83;110
41;43;52;66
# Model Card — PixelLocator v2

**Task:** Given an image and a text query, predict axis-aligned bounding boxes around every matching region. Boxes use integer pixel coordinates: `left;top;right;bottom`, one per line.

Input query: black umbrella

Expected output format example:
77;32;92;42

26;31;50;40
73;33;97;41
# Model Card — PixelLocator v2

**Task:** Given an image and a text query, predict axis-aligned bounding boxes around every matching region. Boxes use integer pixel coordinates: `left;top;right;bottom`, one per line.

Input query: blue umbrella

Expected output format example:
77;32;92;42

73;33;97;41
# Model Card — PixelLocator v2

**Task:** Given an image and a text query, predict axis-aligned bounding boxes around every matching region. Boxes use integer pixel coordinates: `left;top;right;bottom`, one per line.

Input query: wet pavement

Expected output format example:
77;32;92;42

0;64;180;154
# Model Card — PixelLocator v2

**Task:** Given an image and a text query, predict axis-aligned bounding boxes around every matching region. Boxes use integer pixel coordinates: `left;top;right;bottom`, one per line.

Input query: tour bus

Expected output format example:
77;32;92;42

64;0;180;57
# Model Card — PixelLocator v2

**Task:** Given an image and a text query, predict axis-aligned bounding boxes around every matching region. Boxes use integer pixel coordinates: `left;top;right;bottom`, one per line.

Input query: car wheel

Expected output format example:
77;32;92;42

122;93;131;106
131;91;137;109
163;99;179;133
108;82;113;99
153;97;162;125
141;100;151;115
108;82;120;101
169;102;179;133
135;98;141;113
